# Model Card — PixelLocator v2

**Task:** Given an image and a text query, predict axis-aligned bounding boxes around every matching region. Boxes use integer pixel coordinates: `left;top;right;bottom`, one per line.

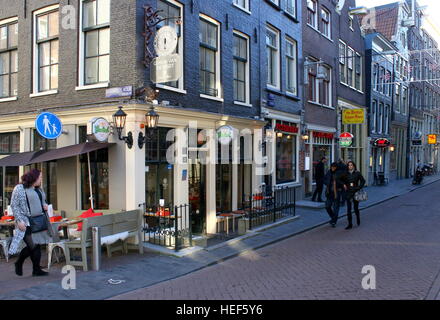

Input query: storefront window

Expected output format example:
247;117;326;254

145;127;174;209
276;132;296;184
313;145;331;181
0;132;19;154
238;136;252;209
216;142;232;213
79;126;109;210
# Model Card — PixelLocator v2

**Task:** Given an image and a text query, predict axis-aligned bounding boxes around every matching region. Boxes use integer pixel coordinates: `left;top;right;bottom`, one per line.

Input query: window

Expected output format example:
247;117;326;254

395;83;400;112
379;67;385;93
0;20;17;98
339;41;346;84
0;132;19;154
308;60;316;102
402;87;408;115
307;0;317;28
371;100;377;133
34;9;59;93
318;65;331;106
378;103;384;133
286;38;297;95
276;127;297;184
233;32;249;103
384;105;390;134
321;8;330;38
347;48;354;86
233;0;249;11
200;16;221;98
266;25;280;89
81;0;110;86
355;53;362;91
286;0;296;17
349;15;354;30
157;0;184;90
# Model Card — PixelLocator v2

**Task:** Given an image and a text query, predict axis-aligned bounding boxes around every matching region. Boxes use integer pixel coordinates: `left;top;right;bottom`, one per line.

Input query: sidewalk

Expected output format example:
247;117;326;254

1;174;439;300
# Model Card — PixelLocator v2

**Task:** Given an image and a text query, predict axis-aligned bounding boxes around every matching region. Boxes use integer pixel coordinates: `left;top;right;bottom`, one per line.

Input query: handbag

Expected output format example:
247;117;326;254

25;188;49;233
354;189;368;202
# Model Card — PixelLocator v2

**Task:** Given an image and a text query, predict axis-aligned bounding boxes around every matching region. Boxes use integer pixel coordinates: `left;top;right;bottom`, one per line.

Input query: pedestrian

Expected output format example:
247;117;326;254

324;162;346;228
312;157;327;202
8;169;53;277
337;159;348;207
345;161;366;230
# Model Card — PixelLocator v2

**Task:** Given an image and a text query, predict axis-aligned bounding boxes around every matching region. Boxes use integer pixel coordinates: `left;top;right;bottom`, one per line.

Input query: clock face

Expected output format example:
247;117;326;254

154;26;178;56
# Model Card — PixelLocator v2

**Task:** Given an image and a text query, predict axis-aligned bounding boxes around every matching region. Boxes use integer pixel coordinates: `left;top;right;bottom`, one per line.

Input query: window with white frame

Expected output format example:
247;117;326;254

355;53;362;91
200;16;221;98
286;37;297;95
378;102;384;133
371;100;377;133
384;104;390;134
233;0;250;12
157;0;183;90
318;65;331;106
321;8;330;38
349;15;353;30
339;41;346;84
286;0;296;17
81;0;110;86
0;19;18;98
266;25;280;89
308;59;317;102
347;47;354;86
307;0;317;29
33;7;59;93
395;83;400;112
402;86;408;115
233;31;249;104
269;0;280;5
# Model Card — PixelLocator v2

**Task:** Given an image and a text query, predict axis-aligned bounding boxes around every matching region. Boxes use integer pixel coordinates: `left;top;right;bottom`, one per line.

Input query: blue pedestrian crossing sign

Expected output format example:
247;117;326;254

35;112;63;140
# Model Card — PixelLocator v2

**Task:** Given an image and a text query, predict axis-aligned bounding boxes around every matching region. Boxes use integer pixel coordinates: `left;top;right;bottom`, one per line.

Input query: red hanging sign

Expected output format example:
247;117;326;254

373;138;391;147
313;132;334;139
275;123;298;133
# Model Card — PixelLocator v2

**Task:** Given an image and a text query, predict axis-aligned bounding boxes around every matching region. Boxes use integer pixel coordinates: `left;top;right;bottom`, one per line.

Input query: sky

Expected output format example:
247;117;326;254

356;0;440;44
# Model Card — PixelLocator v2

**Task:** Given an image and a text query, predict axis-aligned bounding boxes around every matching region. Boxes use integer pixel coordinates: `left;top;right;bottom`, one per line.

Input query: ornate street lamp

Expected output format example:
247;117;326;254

138;106;160;149
113;106;133;149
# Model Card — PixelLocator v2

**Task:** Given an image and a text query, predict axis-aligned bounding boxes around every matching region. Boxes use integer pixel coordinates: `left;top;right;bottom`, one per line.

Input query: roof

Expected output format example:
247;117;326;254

373;5;399;41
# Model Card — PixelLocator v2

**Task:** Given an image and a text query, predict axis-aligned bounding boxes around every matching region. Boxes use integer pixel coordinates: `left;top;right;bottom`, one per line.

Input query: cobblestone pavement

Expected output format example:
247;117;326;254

113;181;440;300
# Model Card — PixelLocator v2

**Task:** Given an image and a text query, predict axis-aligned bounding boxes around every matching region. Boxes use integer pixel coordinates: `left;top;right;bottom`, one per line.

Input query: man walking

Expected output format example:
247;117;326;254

324;162;347;228
337;159;348;207
312;157;327;202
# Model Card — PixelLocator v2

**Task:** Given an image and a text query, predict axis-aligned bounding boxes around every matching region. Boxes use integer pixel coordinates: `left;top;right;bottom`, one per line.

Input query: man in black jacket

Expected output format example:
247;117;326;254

324;162;347;227
312;157;327;202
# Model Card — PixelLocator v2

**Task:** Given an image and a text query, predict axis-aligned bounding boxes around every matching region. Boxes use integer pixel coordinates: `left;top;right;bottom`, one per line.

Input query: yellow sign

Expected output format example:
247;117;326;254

428;134;437;145
342;109;365;124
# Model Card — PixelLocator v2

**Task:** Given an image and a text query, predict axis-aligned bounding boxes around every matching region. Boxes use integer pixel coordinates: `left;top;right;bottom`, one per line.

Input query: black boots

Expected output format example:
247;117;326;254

30;245;48;277
345;224;353;230
356;214;361;226
15;245;48;277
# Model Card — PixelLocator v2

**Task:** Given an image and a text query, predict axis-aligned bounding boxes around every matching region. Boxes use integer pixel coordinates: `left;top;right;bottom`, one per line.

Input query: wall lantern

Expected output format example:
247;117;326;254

390;145;395;152
138;106;160;149
113;106;133;149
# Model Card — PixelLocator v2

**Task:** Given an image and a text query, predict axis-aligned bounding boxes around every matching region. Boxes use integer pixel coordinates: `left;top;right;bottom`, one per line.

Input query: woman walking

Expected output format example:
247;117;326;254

345;161;366;230
8;169;53;276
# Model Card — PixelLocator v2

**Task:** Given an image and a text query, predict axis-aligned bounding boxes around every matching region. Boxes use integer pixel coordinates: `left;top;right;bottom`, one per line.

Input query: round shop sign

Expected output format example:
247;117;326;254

154;26;178;56
91;117;111;143
217;125;234;145
35;112;63;140
339;132;354;147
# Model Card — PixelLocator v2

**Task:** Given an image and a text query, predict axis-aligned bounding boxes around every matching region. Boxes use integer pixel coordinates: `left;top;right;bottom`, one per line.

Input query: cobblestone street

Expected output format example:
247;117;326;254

113;181;440;300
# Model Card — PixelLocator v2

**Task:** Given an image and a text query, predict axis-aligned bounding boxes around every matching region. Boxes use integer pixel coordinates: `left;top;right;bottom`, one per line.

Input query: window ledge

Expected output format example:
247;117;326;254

285;92;300;100
308;101;335;110
232;3;251;15
266;86;282;95
234;101;253;107
264;0;281;11
0;96;17;103
30;90;58;98
283;11;299;23
156;84;187;94
200;94;224;102
76;83;109;91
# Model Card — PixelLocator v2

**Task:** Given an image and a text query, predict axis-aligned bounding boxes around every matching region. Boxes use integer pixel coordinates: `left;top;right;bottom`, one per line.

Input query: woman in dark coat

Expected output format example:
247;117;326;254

345;161;366;230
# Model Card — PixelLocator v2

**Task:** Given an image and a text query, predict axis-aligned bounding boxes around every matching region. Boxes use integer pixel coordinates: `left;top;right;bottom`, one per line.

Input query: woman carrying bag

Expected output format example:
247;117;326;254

8;169;53;277
345;161;366;230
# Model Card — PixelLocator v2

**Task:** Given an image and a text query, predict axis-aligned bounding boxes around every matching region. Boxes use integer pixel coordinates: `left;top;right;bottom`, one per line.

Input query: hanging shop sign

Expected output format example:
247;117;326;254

217;125;234;145
35;112;63;140
313;132;334;139
275;123;299;134
428;134;437;145
151;54;182;83
88;118;111;143
373;138;391;148
339;132;354;147
342;109;365;125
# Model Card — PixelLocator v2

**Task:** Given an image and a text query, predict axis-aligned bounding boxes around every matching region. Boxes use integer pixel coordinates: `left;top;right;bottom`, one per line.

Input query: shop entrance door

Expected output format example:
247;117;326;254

188;159;206;235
